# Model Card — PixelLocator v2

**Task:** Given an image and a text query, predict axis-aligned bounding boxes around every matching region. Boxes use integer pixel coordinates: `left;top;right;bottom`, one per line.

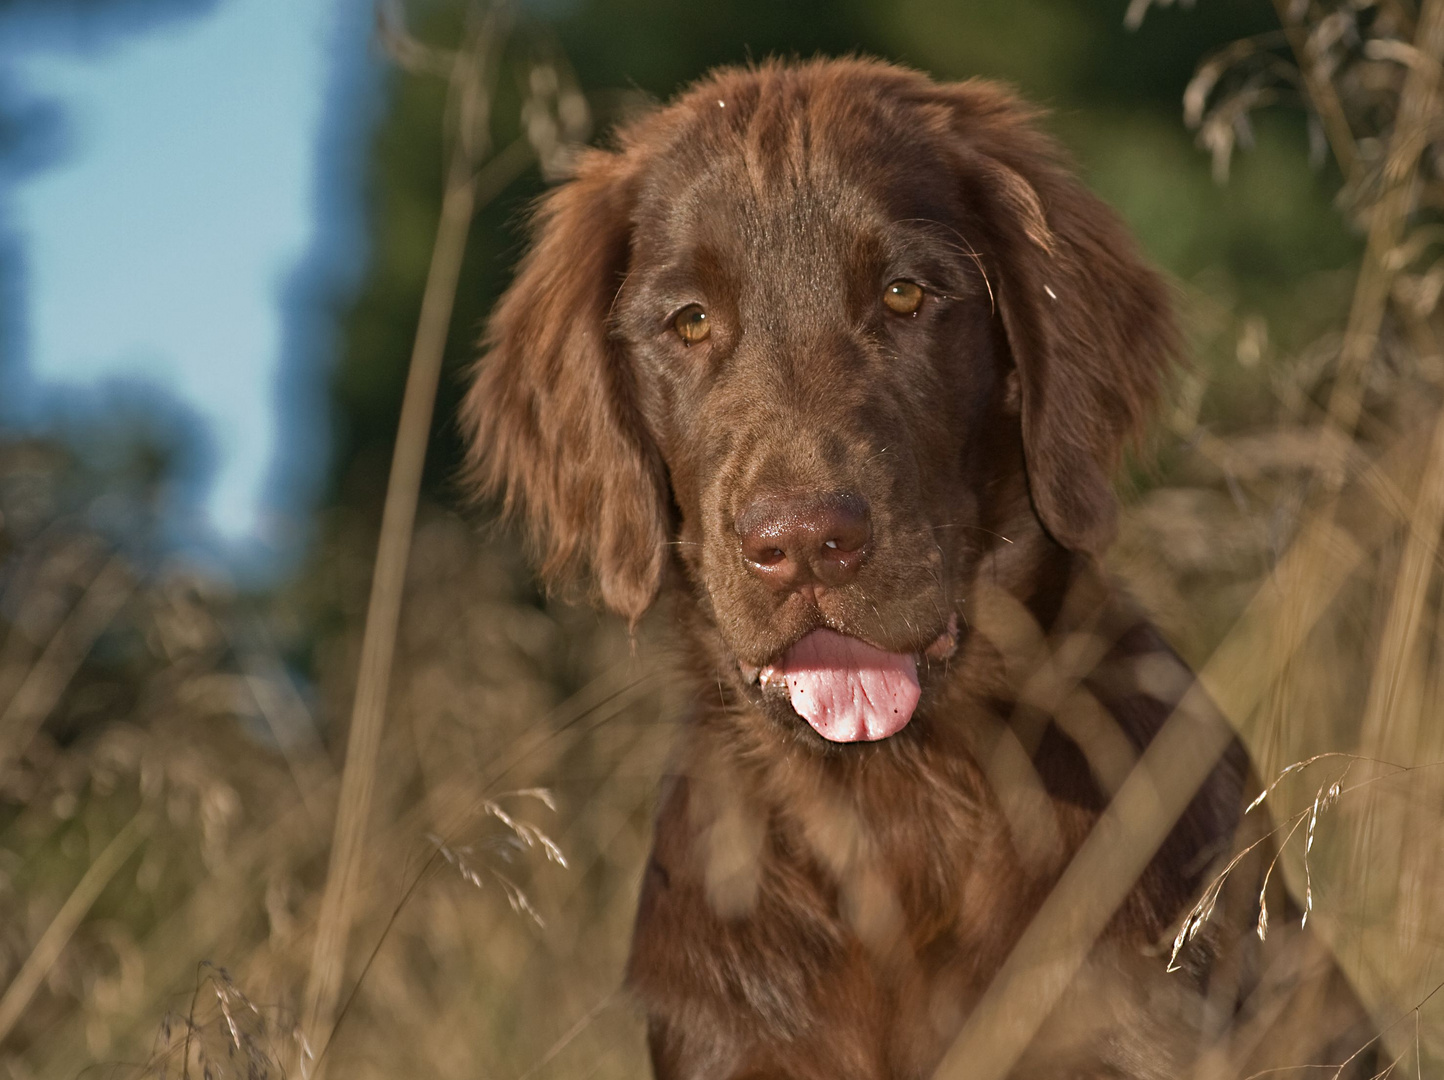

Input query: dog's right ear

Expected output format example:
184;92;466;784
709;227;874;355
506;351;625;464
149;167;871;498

460;148;667;624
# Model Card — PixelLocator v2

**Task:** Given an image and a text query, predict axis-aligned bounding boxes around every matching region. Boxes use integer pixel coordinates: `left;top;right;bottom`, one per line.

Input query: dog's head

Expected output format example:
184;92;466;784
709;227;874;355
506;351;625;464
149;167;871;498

461;59;1176;745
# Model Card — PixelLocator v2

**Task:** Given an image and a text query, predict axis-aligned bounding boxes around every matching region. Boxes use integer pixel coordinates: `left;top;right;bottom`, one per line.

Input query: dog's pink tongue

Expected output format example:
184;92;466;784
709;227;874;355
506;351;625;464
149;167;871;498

779;629;920;742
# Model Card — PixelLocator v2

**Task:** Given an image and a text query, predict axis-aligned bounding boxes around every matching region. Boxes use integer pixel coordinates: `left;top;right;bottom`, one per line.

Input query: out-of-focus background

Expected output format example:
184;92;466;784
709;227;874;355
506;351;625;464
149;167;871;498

0;0;1441;1076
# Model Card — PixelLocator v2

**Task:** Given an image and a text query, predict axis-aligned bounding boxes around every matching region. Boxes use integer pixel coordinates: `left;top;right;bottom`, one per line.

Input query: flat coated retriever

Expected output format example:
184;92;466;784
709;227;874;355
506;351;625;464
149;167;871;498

461;58;1370;1080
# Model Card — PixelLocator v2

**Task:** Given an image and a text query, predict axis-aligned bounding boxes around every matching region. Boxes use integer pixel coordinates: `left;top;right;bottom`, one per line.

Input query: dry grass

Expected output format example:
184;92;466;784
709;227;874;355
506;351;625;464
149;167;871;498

0;464;681;1079
4;1;1444;1077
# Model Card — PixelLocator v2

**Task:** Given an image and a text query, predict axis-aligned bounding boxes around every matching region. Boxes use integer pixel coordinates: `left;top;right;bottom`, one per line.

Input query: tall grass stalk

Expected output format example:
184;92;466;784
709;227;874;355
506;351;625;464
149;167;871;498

300;4;522;1071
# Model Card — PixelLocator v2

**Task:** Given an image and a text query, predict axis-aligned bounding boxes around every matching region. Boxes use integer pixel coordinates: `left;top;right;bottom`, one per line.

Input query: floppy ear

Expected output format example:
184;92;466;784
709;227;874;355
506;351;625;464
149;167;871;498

939;83;1179;554
459;147;668;623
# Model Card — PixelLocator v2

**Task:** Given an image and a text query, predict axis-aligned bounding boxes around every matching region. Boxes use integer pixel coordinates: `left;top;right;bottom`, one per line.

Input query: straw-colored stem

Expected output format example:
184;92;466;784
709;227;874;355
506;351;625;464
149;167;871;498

1270;0;1359;180
1322;0;1444;459
0;553;134;773
298;1;535;1059
1359;405;1444;754
299;117;481;1075
0;812;147;1045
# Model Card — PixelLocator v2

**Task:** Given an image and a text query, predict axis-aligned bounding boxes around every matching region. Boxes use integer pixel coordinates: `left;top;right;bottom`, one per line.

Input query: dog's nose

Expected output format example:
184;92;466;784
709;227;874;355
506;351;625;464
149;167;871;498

736;492;872;592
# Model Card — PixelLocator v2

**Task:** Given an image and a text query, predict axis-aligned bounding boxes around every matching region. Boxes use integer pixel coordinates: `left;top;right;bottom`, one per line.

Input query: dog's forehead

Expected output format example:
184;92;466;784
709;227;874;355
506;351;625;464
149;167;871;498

642;172;876;274
636;135;882;251
625;77;955;280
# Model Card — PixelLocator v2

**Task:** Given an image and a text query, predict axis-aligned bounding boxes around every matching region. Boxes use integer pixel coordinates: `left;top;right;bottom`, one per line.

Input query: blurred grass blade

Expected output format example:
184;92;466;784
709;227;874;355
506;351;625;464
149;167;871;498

0;812;147;1045
1322;0;1444;452
934;483;1396;1080
0;553;134;773
300;4;520;1068
299;112;480;1076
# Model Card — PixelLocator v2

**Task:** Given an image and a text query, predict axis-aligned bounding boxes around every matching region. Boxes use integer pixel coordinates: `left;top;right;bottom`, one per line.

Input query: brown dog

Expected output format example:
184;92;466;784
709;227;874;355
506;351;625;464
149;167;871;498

461;58;1359;1080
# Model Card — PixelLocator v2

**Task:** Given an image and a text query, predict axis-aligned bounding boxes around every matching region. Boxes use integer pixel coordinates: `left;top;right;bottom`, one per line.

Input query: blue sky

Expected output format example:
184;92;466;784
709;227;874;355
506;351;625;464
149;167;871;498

2;0;364;559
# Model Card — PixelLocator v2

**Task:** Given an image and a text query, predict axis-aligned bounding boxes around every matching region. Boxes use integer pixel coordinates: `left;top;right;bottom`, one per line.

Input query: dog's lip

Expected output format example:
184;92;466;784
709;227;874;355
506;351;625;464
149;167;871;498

737;613;959;686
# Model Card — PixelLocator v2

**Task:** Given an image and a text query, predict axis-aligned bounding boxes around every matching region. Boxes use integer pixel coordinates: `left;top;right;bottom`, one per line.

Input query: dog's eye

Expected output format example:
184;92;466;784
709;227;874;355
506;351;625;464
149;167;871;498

882;280;924;316
673;305;711;344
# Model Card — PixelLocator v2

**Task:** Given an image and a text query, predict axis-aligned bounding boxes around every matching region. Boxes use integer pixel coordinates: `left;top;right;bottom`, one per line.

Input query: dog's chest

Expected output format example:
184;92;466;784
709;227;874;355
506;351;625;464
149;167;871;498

626;735;1039;1062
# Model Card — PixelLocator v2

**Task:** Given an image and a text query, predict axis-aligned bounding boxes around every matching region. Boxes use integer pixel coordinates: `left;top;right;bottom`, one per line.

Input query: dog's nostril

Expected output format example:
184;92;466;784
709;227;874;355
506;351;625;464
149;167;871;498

736;491;872;591
821;529;865;554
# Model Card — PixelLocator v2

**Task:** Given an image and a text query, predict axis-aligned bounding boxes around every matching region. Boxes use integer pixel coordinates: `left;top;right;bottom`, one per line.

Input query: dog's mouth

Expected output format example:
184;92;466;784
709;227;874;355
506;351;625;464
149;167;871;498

739;615;959;743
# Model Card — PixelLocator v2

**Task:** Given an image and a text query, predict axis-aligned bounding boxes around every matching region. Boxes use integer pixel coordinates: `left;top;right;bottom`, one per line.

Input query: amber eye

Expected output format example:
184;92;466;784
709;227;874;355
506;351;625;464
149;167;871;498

673;305;711;344
883;280;924;315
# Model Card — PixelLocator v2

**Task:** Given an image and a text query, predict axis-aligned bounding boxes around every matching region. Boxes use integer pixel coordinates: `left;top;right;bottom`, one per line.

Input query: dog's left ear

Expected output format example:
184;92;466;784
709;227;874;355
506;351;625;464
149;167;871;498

936;83;1179;555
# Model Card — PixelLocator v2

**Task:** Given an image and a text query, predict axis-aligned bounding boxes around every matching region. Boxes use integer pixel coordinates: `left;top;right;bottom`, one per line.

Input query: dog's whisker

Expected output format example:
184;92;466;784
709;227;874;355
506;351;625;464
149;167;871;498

923;522;1015;544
